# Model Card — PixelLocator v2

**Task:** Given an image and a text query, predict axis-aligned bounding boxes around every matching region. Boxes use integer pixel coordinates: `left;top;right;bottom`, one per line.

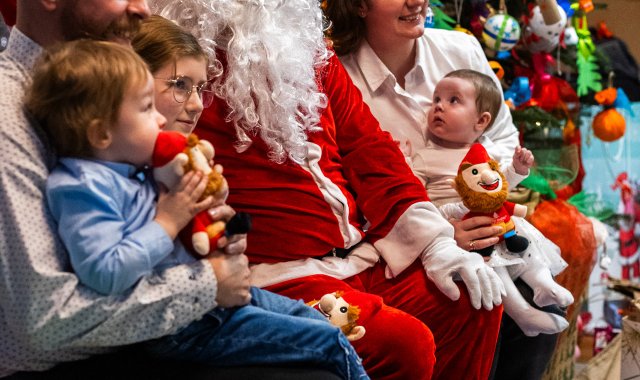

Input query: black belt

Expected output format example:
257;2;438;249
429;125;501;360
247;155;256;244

315;243;361;260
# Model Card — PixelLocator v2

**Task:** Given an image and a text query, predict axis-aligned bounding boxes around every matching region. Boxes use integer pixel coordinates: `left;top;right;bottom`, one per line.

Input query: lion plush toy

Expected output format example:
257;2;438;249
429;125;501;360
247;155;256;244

453;143;529;257
307;291;366;341
152;131;250;256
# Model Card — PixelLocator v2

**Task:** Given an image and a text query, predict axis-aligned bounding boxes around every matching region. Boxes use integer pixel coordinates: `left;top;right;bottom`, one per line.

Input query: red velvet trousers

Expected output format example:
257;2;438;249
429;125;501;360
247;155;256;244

266;259;502;380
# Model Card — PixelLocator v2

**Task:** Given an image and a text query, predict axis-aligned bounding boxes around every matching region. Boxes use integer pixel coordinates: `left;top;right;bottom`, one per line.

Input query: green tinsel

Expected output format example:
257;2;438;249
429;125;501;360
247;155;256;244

430;0;456;30
567;191;616;221
576;53;603;97
520;174;557;199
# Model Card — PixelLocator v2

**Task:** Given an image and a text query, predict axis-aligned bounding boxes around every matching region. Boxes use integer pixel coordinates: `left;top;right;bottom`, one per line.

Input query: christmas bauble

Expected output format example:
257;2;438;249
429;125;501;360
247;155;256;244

593;108;626;142
483;14;521;51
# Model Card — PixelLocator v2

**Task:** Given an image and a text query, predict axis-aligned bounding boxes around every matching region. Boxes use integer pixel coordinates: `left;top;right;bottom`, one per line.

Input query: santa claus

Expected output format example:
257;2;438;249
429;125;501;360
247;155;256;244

152;1;505;379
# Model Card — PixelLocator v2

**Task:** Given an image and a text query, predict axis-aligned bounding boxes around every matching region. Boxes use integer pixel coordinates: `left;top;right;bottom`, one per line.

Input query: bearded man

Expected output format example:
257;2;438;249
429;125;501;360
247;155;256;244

2;1;257;378
153;0;505;379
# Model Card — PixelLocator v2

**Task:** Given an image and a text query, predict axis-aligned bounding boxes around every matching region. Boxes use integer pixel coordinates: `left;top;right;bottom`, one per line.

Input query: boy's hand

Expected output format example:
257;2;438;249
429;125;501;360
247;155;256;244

155;171;214;239
512;146;534;175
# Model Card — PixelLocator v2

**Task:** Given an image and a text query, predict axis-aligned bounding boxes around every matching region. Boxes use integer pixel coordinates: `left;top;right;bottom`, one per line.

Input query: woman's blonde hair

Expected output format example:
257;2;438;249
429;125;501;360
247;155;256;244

132;15;208;75
26;40;149;158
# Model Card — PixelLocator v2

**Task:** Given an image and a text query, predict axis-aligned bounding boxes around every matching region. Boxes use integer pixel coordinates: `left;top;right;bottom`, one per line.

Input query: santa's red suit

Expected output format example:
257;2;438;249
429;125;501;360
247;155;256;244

196;53;502;380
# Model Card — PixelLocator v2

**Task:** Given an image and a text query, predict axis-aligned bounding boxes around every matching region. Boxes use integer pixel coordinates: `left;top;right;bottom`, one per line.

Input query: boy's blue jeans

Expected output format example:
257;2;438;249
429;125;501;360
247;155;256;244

143;287;368;380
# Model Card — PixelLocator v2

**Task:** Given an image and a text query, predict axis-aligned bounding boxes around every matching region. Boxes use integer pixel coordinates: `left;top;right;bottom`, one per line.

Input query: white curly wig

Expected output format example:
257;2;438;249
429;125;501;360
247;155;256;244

149;0;331;164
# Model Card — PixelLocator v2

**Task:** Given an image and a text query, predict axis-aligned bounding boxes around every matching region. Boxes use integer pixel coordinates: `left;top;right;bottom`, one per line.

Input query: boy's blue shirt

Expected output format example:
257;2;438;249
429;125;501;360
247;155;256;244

46;157;194;295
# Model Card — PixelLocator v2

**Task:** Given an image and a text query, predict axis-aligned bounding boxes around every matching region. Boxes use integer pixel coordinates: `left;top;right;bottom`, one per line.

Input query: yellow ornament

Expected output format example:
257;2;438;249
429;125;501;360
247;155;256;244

454;24;474;36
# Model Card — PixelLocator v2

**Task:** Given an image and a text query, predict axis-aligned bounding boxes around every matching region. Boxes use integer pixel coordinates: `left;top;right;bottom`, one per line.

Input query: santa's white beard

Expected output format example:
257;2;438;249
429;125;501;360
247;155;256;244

151;0;331;164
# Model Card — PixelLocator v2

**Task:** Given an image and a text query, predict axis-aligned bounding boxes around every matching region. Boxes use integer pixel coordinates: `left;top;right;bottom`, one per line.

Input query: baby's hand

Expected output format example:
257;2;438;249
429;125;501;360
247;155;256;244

513;146;534;175
155;171;214;239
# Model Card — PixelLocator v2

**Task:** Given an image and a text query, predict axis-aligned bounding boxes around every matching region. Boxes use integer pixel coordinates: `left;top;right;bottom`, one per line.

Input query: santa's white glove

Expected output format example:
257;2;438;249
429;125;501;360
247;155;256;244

421;242;505;310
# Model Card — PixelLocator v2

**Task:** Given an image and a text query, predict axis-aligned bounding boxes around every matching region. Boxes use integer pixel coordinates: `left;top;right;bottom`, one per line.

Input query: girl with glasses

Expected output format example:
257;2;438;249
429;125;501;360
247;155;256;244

133;15;214;136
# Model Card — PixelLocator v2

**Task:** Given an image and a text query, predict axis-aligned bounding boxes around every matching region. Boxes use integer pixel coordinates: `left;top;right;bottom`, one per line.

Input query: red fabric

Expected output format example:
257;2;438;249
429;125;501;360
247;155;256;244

266;261;502;380
196;53;428;263
0;0;16;26
152;131;187;167
459;143;491;172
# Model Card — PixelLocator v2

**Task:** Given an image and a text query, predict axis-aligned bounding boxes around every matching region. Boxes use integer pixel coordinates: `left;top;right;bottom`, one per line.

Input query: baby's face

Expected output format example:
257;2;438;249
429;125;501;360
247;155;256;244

428;77;483;146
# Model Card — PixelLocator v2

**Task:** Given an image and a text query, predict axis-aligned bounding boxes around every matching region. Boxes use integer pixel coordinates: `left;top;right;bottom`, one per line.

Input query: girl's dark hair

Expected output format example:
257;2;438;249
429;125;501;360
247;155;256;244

323;0;367;56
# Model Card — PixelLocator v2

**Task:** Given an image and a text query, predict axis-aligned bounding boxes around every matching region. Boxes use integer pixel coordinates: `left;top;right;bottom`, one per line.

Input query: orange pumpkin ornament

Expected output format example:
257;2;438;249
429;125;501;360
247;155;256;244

592;108;626;142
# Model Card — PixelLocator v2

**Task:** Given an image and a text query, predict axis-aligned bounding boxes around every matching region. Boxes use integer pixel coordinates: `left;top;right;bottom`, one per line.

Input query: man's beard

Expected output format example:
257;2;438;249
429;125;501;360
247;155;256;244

456;172;508;213
60;7;141;42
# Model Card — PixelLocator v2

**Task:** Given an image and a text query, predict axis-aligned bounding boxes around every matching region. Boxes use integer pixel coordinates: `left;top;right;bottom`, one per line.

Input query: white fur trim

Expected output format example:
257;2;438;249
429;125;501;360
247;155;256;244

249;243;379;288
300;143;363;248
373;201;453;278
619;250;640;266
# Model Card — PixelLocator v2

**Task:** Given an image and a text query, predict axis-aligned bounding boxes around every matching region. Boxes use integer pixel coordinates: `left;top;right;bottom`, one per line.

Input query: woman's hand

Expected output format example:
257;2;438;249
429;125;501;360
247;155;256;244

206;252;252;307
449;216;501;252
206;204;248;255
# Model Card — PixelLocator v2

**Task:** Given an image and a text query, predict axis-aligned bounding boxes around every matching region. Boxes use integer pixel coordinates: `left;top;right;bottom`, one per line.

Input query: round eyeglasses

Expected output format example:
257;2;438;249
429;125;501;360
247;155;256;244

155;75;214;108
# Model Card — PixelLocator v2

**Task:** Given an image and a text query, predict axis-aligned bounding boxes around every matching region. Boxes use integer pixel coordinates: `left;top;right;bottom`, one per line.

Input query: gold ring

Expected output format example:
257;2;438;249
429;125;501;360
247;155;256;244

468;240;475;251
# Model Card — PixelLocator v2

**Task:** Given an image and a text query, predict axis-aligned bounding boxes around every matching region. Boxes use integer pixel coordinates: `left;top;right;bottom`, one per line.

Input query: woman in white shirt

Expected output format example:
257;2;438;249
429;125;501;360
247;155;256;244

325;0;521;252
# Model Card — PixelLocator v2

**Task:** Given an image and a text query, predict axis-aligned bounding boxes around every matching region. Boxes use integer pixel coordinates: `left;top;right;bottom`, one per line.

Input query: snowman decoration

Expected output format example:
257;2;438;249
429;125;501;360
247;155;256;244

524;0;568;53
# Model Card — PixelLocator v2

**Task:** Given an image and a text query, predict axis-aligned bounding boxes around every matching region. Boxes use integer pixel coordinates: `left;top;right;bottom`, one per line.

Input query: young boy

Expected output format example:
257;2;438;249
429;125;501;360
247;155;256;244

26;39;368;380
411;69;573;337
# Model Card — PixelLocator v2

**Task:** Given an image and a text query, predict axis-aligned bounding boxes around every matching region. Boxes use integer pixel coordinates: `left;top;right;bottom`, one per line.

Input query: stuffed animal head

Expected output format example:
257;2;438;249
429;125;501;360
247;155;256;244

152;131;228;202
454;143;508;213
308;291;366;341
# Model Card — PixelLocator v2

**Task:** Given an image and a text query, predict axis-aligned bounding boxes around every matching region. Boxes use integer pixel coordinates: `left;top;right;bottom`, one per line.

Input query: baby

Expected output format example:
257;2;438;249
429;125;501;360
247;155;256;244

411;69;573;337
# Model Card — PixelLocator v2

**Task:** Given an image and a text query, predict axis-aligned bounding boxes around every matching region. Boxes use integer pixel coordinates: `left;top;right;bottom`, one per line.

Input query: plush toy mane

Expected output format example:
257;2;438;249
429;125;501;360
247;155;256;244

329;291;359;335
184;134;225;199
455;159;508;213
341;304;361;335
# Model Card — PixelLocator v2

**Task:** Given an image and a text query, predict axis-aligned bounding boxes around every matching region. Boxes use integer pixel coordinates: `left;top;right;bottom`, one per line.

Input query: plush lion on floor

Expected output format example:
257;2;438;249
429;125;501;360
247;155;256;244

307;291;366;341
